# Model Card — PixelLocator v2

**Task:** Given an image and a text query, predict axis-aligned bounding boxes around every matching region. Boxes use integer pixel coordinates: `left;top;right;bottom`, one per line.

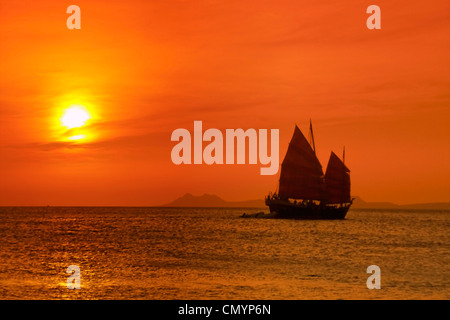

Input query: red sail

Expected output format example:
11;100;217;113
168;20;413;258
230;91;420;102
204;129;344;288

278;125;325;200
324;151;351;204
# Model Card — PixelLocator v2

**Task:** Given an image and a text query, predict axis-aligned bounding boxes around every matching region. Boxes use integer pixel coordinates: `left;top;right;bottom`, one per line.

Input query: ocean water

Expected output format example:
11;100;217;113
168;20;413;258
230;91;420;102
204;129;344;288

0;207;448;300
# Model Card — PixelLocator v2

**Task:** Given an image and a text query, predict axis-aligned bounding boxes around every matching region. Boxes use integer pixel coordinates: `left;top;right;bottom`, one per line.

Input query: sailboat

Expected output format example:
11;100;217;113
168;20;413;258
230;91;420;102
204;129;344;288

265;121;353;219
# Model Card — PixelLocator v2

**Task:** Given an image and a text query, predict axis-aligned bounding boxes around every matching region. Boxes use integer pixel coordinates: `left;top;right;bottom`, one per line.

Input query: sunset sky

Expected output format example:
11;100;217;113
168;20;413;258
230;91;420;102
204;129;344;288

1;0;449;206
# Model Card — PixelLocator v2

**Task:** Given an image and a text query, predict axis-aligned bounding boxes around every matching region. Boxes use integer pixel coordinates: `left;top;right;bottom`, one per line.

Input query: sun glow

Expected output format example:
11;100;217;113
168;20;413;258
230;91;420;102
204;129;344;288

67;134;87;141
61;106;91;129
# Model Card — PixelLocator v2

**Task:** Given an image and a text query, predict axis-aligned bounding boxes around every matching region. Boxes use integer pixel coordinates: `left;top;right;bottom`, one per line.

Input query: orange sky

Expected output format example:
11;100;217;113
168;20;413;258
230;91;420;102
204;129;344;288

0;0;449;206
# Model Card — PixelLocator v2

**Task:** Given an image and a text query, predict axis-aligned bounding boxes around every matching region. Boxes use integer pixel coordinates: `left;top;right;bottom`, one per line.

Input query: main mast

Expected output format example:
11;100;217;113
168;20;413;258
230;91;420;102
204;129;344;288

343;146;345;164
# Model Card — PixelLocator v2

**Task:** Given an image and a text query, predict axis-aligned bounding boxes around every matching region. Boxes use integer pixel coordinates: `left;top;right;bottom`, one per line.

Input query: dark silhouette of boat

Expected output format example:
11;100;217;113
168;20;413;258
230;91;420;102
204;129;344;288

265;121;353;219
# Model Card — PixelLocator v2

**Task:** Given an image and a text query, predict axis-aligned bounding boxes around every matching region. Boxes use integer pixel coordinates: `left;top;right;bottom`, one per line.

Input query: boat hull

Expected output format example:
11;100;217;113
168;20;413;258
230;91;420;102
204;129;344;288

266;199;350;220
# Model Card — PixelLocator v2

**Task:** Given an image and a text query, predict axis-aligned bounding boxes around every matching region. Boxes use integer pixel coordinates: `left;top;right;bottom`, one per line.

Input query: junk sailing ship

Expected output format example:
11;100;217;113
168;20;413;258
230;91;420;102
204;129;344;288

265;122;352;219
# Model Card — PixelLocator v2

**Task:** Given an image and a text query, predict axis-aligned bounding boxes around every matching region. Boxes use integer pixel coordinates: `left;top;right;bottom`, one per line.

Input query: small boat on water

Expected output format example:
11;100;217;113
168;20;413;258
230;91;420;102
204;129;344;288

264;121;353;219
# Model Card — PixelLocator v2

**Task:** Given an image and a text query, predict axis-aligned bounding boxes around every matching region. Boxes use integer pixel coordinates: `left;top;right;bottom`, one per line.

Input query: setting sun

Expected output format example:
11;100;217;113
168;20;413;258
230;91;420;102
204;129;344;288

61;106;91;129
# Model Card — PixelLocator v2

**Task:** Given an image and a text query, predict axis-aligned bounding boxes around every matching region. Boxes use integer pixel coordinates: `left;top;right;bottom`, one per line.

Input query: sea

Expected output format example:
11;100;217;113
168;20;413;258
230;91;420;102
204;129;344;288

0;207;448;300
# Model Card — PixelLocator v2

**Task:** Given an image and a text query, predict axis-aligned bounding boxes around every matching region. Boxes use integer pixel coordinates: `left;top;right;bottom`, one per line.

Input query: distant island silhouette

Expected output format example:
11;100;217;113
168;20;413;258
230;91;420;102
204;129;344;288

162;193;265;208
162;193;450;210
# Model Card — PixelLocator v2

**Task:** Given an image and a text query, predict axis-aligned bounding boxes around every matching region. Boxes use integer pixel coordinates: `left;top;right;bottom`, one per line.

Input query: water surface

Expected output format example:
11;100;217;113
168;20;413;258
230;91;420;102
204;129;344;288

0;207;448;299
